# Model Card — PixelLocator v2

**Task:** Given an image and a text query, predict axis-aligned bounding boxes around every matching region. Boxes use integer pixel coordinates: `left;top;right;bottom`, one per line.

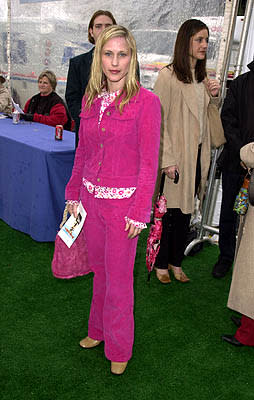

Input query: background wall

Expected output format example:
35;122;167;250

0;0;225;107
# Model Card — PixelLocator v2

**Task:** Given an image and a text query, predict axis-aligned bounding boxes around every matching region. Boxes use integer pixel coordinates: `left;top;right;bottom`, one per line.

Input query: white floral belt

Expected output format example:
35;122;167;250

82;178;146;229
83;178;136;199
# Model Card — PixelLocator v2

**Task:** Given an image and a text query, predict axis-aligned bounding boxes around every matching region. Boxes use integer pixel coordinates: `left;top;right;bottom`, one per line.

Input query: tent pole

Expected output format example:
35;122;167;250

234;0;254;78
7;0;11;93
217;0;241;100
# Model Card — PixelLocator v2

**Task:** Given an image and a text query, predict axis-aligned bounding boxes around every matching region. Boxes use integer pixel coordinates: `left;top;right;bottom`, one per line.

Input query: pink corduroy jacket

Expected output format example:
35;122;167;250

65;86;161;223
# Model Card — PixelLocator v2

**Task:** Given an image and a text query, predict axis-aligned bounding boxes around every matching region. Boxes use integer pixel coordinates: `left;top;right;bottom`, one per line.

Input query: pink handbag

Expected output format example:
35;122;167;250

51;206;91;279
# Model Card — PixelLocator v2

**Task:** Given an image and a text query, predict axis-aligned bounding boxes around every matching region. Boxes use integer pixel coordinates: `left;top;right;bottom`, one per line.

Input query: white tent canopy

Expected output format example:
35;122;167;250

1;0;225;106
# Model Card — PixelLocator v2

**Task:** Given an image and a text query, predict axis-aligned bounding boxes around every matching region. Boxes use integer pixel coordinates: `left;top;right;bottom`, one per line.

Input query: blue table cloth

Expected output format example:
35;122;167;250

0;117;75;241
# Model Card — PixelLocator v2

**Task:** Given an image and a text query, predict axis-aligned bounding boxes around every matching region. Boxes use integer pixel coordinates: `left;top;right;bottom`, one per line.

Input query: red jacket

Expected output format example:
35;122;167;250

24;97;68;128
65;87;161;223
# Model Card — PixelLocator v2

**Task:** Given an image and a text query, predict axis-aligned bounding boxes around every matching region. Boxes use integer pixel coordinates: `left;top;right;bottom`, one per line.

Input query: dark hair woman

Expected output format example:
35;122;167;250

153;19;221;284
172;18;209;83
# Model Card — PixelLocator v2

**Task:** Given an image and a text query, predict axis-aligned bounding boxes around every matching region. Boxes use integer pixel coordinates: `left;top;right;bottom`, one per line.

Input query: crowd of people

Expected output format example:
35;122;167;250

2;8;253;374
64;10;254;374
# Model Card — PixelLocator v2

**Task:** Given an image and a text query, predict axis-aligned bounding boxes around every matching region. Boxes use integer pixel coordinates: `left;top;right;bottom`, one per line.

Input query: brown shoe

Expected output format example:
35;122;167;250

111;361;128;375
170;266;190;283
155;268;171;284
79;336;102;348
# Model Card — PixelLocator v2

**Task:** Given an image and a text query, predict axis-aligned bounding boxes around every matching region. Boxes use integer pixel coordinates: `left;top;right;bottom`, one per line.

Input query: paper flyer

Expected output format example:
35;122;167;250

11;98;25;114
58;201;87;248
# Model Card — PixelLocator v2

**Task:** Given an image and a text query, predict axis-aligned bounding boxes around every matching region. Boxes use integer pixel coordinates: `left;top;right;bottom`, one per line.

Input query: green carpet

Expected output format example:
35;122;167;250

0;219;253;400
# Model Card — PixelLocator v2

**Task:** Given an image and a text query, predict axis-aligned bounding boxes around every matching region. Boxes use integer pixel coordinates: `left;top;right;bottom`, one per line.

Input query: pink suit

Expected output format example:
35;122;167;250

66;87;161;361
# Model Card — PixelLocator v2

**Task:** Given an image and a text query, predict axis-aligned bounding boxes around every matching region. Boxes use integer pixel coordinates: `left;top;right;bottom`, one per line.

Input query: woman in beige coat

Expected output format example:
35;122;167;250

153;19;220;284
222;142;254;347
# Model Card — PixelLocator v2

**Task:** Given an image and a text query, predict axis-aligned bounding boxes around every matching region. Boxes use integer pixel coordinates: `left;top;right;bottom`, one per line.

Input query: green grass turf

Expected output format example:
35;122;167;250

0;219;253;400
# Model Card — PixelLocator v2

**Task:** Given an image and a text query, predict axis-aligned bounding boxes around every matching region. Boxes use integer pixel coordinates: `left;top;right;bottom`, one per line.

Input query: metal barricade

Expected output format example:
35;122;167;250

185;148;220;255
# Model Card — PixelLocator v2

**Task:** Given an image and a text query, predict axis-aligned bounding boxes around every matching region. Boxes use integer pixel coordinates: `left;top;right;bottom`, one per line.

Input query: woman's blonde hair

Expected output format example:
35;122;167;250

85;25;139;113
38;70;57;91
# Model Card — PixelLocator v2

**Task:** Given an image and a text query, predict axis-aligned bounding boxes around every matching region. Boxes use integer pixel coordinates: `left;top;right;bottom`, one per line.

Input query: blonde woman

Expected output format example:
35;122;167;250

65;25;161;374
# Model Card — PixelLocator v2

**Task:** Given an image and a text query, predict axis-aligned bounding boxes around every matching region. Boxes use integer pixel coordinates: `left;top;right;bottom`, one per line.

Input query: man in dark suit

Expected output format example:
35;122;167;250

212;60;254;278
65;10;117;147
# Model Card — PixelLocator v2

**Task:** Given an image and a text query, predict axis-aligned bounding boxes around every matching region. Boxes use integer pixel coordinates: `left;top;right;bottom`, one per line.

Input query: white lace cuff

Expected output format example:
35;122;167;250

125;216;147;230
66;200;79;205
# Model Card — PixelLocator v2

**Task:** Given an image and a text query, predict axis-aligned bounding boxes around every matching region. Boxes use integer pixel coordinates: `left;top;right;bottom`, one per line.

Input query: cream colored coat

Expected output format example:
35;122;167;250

227;142;254;319
154;67;219;214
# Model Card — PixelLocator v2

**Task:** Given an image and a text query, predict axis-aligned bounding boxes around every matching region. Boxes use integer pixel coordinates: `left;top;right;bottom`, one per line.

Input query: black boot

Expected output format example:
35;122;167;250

231;315;241;327
221;335;244;347
212;257;232;278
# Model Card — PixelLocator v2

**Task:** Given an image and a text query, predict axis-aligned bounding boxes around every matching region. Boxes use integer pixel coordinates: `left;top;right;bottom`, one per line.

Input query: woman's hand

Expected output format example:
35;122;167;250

163;165;179;180
20;113;34;121
206;79;221;97
125;222;141;239
240;161;248;170
67;202;78;218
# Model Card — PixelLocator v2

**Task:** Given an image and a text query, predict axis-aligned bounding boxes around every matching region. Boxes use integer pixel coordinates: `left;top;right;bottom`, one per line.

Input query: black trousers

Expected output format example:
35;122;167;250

155;208;191;268
75;123;80;148
155;146;201;268
218;169;245;263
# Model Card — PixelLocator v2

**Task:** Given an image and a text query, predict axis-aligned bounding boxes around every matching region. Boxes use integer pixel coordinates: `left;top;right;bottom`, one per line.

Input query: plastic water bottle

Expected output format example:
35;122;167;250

12;109;20;124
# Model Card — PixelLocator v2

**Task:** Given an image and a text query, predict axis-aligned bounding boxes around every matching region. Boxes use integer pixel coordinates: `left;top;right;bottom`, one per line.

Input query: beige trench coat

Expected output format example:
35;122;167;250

227;143;254;319
154;67;219;214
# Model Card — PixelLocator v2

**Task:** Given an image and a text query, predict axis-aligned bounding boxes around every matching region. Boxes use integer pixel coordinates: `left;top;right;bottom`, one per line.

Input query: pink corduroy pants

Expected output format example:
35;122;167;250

80;188;139;362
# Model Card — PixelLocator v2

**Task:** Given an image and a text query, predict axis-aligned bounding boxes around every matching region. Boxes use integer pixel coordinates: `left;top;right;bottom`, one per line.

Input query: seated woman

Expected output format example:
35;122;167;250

0;74;12;113
20;70;72;130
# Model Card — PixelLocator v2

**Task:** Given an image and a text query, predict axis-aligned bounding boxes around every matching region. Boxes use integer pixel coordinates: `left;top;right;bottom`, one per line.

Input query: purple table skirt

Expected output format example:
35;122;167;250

0;117;75;241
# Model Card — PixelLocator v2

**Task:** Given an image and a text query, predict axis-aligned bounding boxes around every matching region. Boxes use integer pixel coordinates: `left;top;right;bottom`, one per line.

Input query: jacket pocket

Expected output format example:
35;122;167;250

110;110;136;136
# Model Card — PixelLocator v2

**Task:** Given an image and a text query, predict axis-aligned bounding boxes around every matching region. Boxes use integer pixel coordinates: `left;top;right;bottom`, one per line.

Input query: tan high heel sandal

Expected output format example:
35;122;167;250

111;361;128;375
155;268;171;284
168;265;190;283
79;336;102;348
